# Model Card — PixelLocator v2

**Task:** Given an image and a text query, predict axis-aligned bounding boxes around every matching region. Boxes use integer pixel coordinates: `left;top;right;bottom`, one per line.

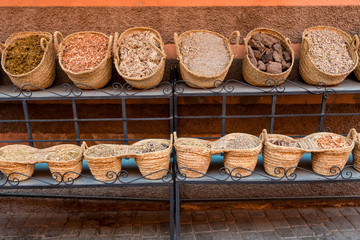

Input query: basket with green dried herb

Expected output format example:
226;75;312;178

0;32;56;90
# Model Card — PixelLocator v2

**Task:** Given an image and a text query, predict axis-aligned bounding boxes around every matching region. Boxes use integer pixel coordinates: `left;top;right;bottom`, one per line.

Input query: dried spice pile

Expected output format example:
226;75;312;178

119;31;162;78
5;35;46;75
180;32;230;76
133;141;169;154
62;33;108;73
86;145;116;158
306;29;354;74
315;135;349;149
270;139;297;147
247;33;292;74
225;136;258;149
46;148;80;161
0;147;33;162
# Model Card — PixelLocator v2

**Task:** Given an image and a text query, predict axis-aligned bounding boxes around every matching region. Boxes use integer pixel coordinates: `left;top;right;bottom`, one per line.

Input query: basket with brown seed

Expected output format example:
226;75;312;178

0;32;56;90
0;145;38;181
54;31;113;89
174;132;212;178
211;132;263;177
298;129;356;176
42;144;83;182
113;27;166;89
242;28;295;87
82;142;130;181
130;134;173;180
299;26;359;86
262;129;305;177
174;30;240;88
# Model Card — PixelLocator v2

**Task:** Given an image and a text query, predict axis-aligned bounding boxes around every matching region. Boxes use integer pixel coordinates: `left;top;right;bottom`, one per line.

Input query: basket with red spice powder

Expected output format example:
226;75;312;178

54;31;113;89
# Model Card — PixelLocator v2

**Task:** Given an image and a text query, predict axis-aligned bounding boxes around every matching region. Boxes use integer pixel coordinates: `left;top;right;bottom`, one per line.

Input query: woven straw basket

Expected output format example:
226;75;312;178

213;133;263;177
0;32;56;90
82;142;128;182
54;31;113;89
299;26;359;86
42;144;83;182
131;134;173;180
354;31;360;81
0;145;37;181
262;129;304;177
174;30;240;88
351;129;360;171
113;27;166;89
174;132;212;178
298;129;356;176
242;28;295;87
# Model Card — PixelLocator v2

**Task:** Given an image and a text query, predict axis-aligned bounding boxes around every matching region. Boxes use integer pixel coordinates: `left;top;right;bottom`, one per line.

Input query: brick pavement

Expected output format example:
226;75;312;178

1;207;360;239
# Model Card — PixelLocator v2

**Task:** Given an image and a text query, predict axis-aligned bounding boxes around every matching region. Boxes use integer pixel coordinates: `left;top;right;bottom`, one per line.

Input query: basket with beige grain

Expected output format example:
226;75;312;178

298;129;356;176
299;26;359;86
0;145;38;181
242;28;295;87
131;134;173;180
351;129;360;171
174;132;212;178
42;144;83;182
212;133;263;177
0;32;56;90
113;27;166;89
82;142;129;181
174;30;240;88
262;129;304;177
54;31;113;89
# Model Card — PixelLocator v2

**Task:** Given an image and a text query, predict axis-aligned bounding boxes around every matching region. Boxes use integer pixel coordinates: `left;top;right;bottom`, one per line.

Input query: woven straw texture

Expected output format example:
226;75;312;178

0;145;37;181
242;28;295;87
132;134;173;180
83;142;129;182
351;129;360;172
174;132;212;178
213;133;263;177
43;144;83;182
262;129;304;177
54;31;113;89
113;27;166;89
0;32;56;90
174;30;240;88
299;26;359;86
298;129;356;176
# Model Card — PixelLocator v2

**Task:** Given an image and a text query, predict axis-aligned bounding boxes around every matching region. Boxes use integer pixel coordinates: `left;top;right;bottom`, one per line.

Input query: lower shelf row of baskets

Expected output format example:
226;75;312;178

1;128;360;183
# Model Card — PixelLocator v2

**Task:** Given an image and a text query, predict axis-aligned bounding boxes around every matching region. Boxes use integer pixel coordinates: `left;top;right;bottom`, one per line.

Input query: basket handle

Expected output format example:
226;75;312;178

0;42;5;54
173;131;178;142
285;37;292;46
40;37;50;51
347;128;358;142
113;32;119;58
351;34;359;53
149;35;166;58
106;35;113;59
174;32;181;60
81;141;88;153
53;31;64;52
227;30;240;57
302;37;311;55
261;129;268;142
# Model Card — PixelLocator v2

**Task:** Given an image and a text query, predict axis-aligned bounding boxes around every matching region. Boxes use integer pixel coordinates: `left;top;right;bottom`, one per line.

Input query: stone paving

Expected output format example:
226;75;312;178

1;207;360;239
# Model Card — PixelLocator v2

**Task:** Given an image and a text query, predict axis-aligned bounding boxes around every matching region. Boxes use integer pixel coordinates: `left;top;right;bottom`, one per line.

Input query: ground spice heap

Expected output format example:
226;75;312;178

306;29;354;74
225;136;258;149
0;147;33;162
46;148;80;161
270;139;297;147
62;33;108;73
247;32;292;74
86;145;116;158
315;135;349;149
180;32;230;76
134;141;169;154
5;35;46;75
119;31;162;78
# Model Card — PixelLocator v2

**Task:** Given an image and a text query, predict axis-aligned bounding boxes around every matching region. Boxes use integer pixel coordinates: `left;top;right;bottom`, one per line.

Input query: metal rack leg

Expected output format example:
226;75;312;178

269;95;277;134
71;99;81;146
318;95;327;132
170;184;175;240
176;182;181;240
22;100;34;147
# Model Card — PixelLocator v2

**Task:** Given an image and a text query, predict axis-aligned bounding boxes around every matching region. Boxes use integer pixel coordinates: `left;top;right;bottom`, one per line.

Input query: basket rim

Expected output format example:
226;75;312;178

299;131;355;152
115;27;166;82
176;29;235;79
0;144;38;163
243;28;295;77
301;25;359;77
264;134;304;151
1;31;53;78
42;144;82;162
57;31;112;76
213;133;263;152
131;138;172;156
83;143;129;159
